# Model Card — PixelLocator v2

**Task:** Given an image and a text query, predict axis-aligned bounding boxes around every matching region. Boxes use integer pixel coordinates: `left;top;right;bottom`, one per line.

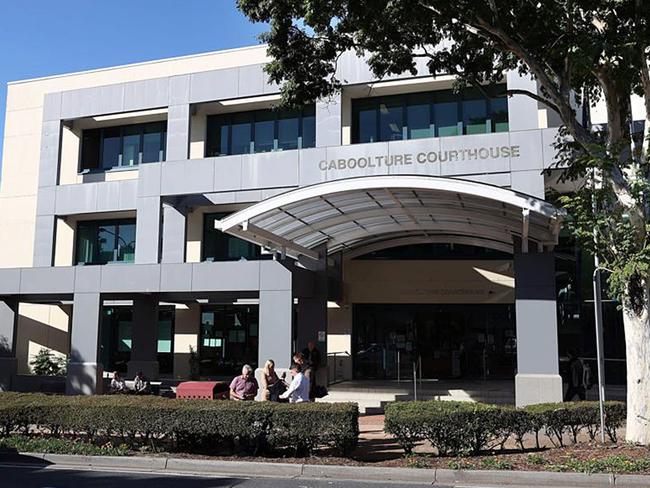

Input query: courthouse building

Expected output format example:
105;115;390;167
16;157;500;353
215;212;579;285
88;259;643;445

0;44;627;406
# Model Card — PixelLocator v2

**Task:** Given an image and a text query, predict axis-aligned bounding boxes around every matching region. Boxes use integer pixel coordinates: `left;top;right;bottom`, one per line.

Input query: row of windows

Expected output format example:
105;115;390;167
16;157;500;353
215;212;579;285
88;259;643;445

352;86;509;143
81;122;167;171
205;106;316;157
74;215;263;265
79;88;510;172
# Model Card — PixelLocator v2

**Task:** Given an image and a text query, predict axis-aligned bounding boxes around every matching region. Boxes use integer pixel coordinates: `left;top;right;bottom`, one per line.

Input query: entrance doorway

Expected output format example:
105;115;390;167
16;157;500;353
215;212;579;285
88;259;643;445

353;304;515;380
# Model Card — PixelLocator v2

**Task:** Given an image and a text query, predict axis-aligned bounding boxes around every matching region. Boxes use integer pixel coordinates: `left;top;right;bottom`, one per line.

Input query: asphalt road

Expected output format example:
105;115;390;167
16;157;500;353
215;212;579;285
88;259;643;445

0;464;446;488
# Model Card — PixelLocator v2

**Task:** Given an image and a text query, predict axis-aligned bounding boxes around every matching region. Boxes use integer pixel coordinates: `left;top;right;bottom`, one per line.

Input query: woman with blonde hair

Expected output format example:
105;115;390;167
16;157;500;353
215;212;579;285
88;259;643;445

260;359;284;401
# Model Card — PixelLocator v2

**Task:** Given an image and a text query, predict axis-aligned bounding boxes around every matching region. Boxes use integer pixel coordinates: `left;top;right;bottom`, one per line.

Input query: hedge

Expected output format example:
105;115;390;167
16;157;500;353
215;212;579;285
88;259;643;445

0;393;359;456
384;400;625;456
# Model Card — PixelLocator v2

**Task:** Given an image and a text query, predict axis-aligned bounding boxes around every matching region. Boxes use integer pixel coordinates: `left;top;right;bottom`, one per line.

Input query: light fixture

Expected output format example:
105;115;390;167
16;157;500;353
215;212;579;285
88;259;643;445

93;108;167;122
232;298;260;305
327;301;340;309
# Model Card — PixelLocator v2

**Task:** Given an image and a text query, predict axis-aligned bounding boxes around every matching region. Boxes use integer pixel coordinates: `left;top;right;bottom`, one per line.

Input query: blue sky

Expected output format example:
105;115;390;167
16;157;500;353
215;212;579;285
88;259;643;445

0;1;267;168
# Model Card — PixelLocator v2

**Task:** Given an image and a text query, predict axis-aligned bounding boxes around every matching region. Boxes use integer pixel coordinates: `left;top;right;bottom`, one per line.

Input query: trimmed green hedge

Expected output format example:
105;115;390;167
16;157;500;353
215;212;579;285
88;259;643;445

0;393;359;456
384;400;625;456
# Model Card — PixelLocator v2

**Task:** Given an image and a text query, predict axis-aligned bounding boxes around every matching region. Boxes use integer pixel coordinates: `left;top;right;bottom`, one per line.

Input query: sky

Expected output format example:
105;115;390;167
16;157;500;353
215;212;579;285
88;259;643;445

0;0;268;168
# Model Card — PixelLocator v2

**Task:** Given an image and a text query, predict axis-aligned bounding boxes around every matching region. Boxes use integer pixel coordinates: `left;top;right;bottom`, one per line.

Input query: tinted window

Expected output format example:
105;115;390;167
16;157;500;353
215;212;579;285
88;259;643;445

121;125;140;166
462;89;488;134
407;94;431;139
142;123;165;163
278;110;300;151
81;129;101;169
203;213;264;262
231;113;252;155
301;105;316;148
101;127;121;169
254;111;275;153
76;219;136;265
379;101;403;141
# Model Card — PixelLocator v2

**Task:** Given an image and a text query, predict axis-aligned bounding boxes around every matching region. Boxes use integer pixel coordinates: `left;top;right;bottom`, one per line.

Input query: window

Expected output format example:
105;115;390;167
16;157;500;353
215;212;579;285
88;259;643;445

75;219;136;265
80;122;166;171
351;85;509;143
205;105;316;157
202;213;267;262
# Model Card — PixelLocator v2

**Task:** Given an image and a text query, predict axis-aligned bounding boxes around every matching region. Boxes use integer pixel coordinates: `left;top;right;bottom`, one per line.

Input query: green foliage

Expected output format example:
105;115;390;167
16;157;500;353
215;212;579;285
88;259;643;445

30;348;66;376
554;455;650;474
0;435;129;456
384;400;625;456
0;392;359;456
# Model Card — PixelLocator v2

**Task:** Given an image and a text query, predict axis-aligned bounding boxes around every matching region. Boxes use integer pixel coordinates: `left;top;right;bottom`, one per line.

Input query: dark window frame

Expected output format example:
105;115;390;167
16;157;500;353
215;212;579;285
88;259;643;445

202;212;266;262
79;121;167;173
75;218;137;265
205;105;316;157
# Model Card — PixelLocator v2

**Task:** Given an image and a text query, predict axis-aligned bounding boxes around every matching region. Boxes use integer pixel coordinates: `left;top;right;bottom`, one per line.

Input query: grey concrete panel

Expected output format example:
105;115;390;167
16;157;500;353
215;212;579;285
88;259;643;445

506;71;539;131
66;361;102;395
261;70;282;95
161;204;186;263
234;189;262;203
454;172;511;187
68;292;101;364
61;84;125;120
259;289;292;368
0;269;21;294
388;138;441;176
38;120;62;188
118;179;138;209
191;262;260;292
61;87;95;119
0;299;18;357
95;181;122;212
169;75;191;105
438;132;511;176
297;147;328;186
204;191;240;205
261;187;291;199
241;151;299;189
259;261;292;291
238;64;265;97
55;183;98;215
166;104;191;161
100;264;161;293
316;96;342;148
42;93;62;122
509;130;544;171
213;155;243;191
161;158;215;195
137;162;162;197
511;170;544;198
20;266;75;294
321;142;391;182
134;196;161;264
74;265;102;293
160;263;193;292
32;215;56;267
336;51;375;84
36;186;56;216
542;128;560;168
190;68;238;103
123;78;169;112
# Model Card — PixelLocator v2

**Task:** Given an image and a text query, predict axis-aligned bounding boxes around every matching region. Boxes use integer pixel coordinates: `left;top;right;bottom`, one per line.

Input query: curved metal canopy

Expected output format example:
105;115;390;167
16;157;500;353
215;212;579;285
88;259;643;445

217;176;565;260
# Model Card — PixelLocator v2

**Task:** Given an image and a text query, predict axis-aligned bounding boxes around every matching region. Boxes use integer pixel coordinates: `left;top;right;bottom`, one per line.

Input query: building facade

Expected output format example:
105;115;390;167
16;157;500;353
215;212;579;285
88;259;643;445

0;44;595;405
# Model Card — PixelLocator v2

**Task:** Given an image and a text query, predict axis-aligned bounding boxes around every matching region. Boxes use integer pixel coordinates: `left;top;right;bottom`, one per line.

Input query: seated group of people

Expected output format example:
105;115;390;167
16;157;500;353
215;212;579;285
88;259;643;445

109;370;151;395
230;342;321;403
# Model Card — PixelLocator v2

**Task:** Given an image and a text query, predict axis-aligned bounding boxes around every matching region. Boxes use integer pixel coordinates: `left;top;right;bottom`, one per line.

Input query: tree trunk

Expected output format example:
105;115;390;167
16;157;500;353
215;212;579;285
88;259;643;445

622;291;650;445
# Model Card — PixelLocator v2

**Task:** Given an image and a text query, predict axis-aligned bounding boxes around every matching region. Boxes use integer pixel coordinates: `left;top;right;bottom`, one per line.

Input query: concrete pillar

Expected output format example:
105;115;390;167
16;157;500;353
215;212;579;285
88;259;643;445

506;71;539;131
259;289;293;369
296;297;328;356
514;252;563;406
0;298;19;391
161;203;186;263
66;293;103;395
127;295;160;380
316;94;342;147
135;196;161;264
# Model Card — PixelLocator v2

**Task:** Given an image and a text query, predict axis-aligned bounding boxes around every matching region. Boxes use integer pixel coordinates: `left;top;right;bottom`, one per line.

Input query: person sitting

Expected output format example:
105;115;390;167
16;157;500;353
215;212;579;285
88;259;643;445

260;359;285;401
109;371;127;394
279;363;310;403
133;371;151;395
229;364;259;401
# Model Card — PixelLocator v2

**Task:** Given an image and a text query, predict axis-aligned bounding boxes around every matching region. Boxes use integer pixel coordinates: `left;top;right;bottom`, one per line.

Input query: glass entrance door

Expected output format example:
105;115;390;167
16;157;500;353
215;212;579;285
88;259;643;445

353;304;515;380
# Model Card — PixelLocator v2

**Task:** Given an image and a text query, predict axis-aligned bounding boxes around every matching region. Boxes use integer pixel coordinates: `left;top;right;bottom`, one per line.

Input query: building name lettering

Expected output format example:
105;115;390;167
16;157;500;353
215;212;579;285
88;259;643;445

318;145;520;171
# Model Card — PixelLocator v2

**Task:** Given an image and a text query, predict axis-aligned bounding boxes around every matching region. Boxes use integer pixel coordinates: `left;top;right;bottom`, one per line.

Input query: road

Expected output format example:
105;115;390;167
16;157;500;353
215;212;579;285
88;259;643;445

0;464;447;488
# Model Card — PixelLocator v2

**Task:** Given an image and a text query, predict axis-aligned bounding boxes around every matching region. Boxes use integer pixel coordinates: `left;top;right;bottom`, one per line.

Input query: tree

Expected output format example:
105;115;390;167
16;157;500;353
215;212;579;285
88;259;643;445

30;348;67;376
238;0;650;444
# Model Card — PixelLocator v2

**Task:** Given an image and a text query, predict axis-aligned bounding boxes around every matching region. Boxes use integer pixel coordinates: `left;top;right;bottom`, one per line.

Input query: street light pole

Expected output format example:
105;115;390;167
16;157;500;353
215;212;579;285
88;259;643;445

592;264;612;443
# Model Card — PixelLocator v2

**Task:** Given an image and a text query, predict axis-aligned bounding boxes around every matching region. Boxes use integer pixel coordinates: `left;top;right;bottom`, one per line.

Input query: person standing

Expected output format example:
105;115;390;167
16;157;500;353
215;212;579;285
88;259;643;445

564;349;587;401
229;364;259;401
279;363;310;403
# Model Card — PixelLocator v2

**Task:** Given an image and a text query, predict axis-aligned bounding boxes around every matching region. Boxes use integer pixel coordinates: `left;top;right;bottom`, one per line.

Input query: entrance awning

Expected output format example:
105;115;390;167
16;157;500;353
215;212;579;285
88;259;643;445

216;176;565;261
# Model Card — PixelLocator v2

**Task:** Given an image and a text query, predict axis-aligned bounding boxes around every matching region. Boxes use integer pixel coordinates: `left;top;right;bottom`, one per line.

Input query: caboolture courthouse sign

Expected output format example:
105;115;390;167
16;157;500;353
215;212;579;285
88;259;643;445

318;145;521;171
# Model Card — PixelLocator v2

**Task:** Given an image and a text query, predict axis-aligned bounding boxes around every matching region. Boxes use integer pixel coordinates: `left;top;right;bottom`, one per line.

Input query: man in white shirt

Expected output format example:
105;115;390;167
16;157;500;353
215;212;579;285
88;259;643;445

279;363;310;403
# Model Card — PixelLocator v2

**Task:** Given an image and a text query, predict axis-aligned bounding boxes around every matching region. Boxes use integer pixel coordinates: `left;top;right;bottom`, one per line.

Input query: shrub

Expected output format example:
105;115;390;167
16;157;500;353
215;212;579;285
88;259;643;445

30;348;66;376
0;393;358;456
385;399;626;456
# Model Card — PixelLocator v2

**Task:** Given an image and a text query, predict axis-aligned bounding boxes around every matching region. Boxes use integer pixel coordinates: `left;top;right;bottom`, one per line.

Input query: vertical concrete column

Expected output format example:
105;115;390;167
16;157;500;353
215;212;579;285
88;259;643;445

0;298;19;391
259;289;293;369
127;295;160;380
161;203;186;263
135;196;161;264
166;75;191;161
506;71;539;131
66;293;103;395
514;252;563;406
316;94;342;147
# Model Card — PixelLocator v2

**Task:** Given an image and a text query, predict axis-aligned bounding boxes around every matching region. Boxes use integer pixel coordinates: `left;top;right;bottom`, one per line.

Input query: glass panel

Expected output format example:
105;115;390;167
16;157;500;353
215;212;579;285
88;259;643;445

379;100;403;141
116;222;136;262
356;104;377;143
278;110;299;151
142;123;163;163
121;125;140;167
101;127;121;169
231;113;252;155
434;92;459;137
254;111;275;153
97;224;117;263
205;116;229;157
407;94;431;139
462;89;488;134
118;319;132;352
490;96;509;132
76;222;96;264
203;212;262;262
301;106;315;148
81;129;101;170
157;319;172;353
